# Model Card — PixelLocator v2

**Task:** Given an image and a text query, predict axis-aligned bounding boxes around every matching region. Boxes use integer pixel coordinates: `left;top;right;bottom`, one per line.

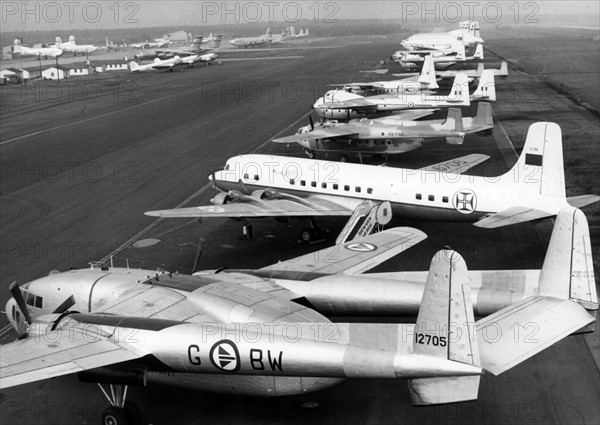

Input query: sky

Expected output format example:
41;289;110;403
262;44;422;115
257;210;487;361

1;1;599;32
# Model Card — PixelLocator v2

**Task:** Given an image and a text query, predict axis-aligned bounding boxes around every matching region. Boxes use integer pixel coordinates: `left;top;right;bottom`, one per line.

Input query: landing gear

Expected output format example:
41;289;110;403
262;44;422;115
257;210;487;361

300;218;322;243
304;148;315;159
338;154;349;163
98;383;140;425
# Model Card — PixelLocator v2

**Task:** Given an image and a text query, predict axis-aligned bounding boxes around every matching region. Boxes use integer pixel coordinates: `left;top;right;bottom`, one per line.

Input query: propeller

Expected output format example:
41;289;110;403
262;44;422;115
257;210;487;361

52;295;76;314
308;115;315;131
9;281;32;326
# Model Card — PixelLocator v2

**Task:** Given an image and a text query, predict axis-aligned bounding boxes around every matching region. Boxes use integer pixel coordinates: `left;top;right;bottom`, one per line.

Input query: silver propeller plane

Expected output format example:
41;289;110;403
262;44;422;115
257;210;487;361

2;215;595;424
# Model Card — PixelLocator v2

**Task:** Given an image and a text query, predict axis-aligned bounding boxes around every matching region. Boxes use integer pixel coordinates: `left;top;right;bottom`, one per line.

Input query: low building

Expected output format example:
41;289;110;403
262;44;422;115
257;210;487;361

65;62;94;76
0;67;30;83
95;59;130;73
41;65;70;80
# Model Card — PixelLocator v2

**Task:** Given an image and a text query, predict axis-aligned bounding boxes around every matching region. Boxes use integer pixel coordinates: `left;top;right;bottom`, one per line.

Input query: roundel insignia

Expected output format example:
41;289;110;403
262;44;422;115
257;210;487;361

197;206;225;213
452;189;477;214
345;242;377;252
209;340;240;372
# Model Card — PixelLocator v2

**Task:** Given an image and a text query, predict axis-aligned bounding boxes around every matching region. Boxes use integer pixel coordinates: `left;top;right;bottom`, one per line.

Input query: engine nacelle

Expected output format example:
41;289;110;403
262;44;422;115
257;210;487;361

211;191;234;204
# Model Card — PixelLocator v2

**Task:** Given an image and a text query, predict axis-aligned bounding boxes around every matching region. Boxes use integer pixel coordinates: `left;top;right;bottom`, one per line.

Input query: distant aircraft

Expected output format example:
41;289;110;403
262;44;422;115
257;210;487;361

393;43;484;65
130;37;170;49
10;39;63;59
339;55;440;94
180;52;219;66
135;35;222;60
273;103;494;161
401;20;484;51
2;218;595;422
104;37;121;51
313;73;474;120
129;56;182;73
146;123;599;234
230;29;274;48
55;36;97;55
435;61;508;81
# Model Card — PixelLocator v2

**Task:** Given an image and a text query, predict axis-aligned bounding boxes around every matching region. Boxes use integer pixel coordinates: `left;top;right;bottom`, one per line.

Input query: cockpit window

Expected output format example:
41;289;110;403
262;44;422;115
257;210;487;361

24;290;43;309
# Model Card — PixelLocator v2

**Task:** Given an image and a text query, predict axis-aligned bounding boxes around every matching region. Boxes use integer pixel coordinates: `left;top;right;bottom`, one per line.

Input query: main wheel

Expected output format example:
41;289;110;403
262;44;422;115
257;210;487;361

338;154;349;162
124;402;142;424
301;229;313;242
102;406;128;425
304;149;315;159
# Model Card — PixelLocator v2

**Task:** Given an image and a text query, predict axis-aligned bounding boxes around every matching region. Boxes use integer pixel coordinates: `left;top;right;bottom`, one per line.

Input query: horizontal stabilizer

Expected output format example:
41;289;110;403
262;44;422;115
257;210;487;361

419;153;489;174
568;194;600;209
409;376;480;405
476;296;594;375
474;206;556;229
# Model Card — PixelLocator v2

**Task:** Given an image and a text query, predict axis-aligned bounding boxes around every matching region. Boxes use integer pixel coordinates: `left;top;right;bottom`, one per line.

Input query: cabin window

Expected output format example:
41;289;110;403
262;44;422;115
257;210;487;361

35;296;43;309
243;173;249;179
322;183;327;189
416;193;422;200
300;180;306;186
254;175;259;181
367;188;373;194
26;291;35;306
355;186;361;193
289;179;295;185
344;185;350;191
311;181;316;187
442;196;449;203
428;195;435;202
333;184;339;190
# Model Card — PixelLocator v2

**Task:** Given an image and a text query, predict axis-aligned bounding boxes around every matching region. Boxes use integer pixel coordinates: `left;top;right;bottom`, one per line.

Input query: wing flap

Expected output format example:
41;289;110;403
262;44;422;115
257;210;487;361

476;296;594;375
261;227;426;275
419;154;490;174
146;198;353;218
272;129;359;144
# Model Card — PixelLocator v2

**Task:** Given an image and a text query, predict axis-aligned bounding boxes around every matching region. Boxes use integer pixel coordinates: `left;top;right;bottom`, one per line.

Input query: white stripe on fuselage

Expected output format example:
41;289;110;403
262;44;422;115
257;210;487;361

214;155;563;219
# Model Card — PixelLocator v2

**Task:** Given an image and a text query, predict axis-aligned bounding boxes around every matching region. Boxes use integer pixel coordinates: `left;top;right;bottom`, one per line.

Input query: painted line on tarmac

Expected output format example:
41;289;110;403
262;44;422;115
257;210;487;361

96;110;313;266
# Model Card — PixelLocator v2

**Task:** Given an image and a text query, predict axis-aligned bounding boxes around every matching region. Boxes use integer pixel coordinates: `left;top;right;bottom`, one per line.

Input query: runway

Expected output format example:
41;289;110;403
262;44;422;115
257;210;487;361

1;29;599;424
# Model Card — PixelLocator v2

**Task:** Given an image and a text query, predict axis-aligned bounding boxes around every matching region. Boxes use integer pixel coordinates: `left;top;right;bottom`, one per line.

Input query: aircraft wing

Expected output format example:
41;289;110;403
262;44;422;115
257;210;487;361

260;227;426;275
476;296;594;375
146;197;354;218
321;98;378;111
0;320;146;389
272;128;359;144
344;82;385;90
474;206;558;229
419;154;490;174
376;109;439;121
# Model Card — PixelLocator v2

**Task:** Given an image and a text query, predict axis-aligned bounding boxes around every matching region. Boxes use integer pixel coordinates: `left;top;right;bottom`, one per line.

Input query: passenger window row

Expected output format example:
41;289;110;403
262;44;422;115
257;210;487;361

415;193;449;203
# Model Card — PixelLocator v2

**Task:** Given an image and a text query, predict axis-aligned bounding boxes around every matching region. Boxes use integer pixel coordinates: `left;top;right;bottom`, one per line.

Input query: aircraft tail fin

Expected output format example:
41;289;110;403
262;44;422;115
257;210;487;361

446;73;470;106
417;55;439;89
538;207;598;312
454;43;466;61
473;44;484;59
471;70;496;101
266;28;272;38
290;26;296;36
409;250;481;405
55;36;62;47
499;61;508;76
501;122;565;197
129;61;139;72
473;102;493;128
305;29;309;36
477;62;484;74
443;108;464;145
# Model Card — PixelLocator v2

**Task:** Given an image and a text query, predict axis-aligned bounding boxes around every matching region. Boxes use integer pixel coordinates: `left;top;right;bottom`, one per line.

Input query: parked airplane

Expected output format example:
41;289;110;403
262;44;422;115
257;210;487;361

339;55;440;94
273;102;494;161
180;53;219;66
135;35;222;60
393;43;484;64
437;61;509;81
104;37;122;51
55;36;97;55
313;73;474;120
273;103;493;161
10;39;63;59
146;123;598;235
130;37;170;49
401;20;484;51
129;56;182;73
2;225;594;423
230;29;274;48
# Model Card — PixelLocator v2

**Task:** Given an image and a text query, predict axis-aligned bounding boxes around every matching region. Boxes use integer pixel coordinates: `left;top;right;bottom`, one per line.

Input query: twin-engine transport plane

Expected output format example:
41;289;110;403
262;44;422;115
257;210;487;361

148;123;598;232
272;103;493;161
2;223;594;424
130;56;183;73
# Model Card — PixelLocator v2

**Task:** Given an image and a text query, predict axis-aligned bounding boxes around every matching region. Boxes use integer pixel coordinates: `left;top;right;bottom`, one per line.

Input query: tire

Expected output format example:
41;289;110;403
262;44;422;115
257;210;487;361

304;149;315;159
301;230;313;242
102;406;128;425
125;402;142;424
338;154;349;163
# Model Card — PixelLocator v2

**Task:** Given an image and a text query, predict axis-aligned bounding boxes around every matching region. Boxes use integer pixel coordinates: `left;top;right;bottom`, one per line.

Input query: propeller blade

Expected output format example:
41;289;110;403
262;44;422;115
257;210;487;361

9;281;32;325
52;295;76;314
309;115;314;131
